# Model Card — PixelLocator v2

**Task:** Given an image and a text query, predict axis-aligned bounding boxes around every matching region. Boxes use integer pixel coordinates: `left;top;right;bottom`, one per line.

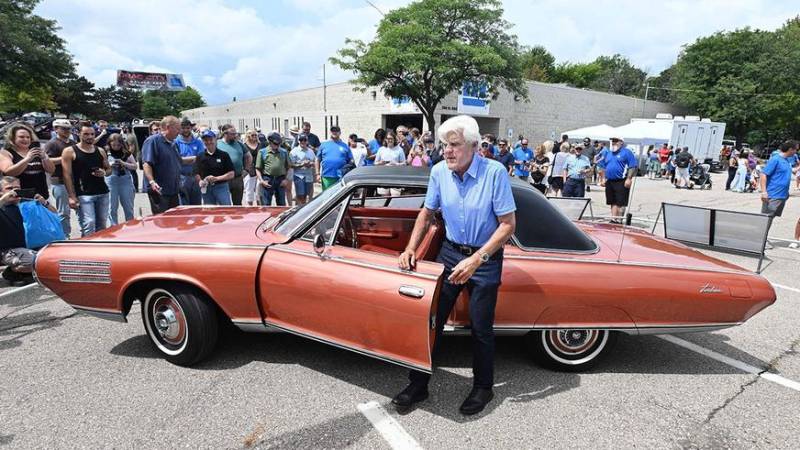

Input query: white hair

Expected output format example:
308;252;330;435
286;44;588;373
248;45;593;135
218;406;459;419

437;115;481;146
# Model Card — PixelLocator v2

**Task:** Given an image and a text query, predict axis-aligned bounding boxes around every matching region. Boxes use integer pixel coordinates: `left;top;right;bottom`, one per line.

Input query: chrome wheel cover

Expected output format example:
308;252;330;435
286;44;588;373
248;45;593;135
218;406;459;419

144;289;189;356
542;329;609;366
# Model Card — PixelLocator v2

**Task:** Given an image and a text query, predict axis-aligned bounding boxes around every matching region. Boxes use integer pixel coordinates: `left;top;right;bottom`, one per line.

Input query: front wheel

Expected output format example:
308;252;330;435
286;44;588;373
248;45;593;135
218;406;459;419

141;283;219;366
526;329;617;372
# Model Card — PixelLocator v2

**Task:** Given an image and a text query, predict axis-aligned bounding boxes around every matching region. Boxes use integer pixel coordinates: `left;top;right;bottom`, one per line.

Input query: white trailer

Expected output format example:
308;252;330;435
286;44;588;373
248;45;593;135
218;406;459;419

669;116;726;162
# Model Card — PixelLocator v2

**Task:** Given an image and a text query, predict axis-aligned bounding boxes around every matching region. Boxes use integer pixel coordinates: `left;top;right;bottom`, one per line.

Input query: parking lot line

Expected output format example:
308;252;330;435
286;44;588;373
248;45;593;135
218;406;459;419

772;283;800;294
357;401;422;450
659;335;800;392
0;283;39;299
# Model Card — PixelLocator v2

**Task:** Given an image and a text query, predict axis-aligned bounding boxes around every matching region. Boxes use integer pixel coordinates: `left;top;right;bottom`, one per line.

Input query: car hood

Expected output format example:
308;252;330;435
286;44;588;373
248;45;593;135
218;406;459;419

580;222;747;273
81;206;288;246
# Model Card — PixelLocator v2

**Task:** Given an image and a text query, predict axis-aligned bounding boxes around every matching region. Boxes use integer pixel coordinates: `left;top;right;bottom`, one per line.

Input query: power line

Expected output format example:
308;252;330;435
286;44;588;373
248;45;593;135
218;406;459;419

364;0;384;16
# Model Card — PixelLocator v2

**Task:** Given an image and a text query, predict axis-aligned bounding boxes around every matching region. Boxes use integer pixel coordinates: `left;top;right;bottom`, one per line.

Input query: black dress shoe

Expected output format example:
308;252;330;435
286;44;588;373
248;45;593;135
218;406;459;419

391;383;429;408
459;387;493;415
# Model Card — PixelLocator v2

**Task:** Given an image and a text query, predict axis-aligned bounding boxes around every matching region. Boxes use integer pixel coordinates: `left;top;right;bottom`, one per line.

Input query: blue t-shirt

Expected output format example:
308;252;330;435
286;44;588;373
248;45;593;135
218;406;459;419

366;139;381;166
763;153;793;200
141;134;182;196
175;135;205;176
216;139;247;176
318;139;353;178
600;147;638;180
495;151;515;171
512;147;534;177
424;156;516;247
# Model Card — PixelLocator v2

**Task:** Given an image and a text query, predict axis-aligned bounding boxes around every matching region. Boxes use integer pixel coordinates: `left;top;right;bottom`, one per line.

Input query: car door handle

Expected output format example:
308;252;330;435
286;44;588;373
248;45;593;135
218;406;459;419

398;285;425;299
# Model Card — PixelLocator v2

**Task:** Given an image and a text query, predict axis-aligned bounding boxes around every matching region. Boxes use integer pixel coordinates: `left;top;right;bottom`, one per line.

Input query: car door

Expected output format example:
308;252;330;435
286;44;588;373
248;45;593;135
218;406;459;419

257;194;443;372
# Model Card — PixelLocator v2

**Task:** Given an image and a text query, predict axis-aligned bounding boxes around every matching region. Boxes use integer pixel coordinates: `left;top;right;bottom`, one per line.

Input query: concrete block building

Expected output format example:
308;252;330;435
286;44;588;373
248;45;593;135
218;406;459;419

183;80;682;144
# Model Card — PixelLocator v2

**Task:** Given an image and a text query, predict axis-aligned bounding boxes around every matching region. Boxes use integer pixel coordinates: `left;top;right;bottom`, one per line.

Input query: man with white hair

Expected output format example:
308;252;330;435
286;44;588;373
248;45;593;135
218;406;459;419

396;115;516;415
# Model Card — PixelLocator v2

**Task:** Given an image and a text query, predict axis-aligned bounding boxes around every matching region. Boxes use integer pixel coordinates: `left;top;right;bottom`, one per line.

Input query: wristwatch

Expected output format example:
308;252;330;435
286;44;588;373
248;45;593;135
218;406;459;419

478;251;490;263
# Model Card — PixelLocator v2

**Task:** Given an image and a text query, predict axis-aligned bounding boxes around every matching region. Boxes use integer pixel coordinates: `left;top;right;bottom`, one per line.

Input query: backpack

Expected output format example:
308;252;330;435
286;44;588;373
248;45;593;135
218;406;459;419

675;152;691;168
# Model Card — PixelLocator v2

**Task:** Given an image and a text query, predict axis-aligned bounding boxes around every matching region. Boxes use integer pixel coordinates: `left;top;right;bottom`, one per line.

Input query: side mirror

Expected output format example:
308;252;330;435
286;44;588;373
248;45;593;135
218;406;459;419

312;233;326;257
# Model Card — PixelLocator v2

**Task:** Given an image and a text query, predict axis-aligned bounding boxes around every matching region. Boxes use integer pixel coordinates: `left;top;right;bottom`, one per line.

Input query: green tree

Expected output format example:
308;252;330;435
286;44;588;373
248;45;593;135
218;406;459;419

588;54;647;96
0;82;55;113
53;71;96;117
331;0;526;131
141;93;173;118
672;28;773;144
175;86;206;112
520;45;556;82
646;66;675;103
0;0;73;111
551;61;601;88
114;88;143;122
761;17;800;140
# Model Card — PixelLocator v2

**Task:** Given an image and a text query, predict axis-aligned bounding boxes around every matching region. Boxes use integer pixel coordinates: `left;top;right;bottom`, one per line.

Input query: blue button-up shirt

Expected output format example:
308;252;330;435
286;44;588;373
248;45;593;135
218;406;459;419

424;156;516;247
142;133;181;196
564;154;592;179
512;147;534;177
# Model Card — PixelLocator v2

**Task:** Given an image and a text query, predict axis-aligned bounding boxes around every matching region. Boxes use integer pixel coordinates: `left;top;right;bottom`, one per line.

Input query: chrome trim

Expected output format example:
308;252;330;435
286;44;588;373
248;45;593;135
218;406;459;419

504;253;749;275
47;240;265;249
264;320;432;373
633;323;741;335
398;285;425;299
232;320;281;333
442;322;742;336
269;245;439;281
71;305;127;323
59;275;113;284
510;234;601;255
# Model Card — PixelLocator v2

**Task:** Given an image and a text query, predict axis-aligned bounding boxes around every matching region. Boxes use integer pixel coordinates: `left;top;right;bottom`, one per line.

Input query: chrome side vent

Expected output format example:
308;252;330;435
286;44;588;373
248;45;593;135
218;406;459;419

58;260;112;284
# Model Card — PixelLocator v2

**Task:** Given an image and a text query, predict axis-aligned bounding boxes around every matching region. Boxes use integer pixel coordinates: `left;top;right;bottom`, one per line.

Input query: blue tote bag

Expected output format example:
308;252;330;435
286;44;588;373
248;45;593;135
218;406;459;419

19;201;66;249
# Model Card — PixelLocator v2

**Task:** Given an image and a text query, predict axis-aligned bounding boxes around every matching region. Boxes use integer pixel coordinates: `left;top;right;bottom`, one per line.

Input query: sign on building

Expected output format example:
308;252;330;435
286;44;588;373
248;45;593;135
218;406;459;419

116;70;186;91
389;96;420;114
458;81;490;116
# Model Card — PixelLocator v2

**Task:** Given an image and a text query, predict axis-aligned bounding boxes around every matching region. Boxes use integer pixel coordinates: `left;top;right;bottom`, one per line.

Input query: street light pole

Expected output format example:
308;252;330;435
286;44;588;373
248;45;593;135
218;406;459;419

641;81;650;117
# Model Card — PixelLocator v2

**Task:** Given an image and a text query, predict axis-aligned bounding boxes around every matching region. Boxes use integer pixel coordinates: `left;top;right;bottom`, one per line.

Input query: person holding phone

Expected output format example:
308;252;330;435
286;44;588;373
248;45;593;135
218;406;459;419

61;123;111;237
0;122;55;200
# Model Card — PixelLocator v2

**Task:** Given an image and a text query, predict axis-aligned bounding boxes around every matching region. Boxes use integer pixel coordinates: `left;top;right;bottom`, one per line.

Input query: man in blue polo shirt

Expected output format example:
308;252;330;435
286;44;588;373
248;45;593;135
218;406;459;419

761;140;798;220
175;117;204;205
142;116;182;214
511;139;533;180
599;137;638;222
315;126;353;190
396;115;516;416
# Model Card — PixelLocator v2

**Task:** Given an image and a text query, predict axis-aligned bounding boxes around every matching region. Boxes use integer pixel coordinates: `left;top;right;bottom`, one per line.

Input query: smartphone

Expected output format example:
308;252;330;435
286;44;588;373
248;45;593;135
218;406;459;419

30;141;41;149
14;188;37;199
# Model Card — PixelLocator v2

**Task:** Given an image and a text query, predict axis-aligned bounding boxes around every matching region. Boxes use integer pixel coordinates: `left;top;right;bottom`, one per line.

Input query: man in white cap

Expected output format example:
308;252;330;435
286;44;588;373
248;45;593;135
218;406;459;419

45;119;76;236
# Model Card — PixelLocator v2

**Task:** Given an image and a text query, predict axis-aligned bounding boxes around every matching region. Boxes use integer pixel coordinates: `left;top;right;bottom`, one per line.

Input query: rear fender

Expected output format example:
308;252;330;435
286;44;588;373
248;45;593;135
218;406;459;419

534;306;636;330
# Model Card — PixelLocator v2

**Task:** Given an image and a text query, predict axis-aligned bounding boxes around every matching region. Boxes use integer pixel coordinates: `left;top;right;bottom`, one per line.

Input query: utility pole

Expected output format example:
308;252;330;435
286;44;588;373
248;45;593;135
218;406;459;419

641;81;650;117
323;64;327;113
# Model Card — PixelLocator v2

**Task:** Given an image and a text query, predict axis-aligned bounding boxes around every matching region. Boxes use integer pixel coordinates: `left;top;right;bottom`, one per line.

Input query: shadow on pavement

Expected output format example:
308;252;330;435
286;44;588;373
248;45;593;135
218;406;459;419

0;310;74;352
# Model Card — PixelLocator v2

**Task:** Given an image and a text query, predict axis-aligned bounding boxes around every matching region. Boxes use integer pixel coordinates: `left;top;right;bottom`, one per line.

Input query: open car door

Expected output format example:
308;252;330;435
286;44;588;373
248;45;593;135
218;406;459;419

257;194;443;372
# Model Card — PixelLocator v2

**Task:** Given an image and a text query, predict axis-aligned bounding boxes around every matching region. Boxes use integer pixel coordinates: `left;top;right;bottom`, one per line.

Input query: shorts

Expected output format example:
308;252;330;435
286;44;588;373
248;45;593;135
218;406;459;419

605;179;630;206
293;175;314;196
1;247;35;272
549;176;564;191
676;167;690;182
761;198;787;217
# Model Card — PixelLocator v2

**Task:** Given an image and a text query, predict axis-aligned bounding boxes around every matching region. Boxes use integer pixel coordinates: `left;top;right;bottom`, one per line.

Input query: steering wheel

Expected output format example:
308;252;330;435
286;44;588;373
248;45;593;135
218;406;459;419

336;214;358;248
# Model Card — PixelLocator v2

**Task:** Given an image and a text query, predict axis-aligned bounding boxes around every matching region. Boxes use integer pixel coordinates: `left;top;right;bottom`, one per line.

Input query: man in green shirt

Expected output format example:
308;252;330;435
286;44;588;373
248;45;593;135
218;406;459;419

255;132;290;206
216;124;253;205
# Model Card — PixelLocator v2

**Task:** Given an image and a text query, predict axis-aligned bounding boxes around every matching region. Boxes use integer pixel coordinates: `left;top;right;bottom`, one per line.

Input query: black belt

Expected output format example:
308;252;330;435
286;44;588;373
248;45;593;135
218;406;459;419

444;238;502;260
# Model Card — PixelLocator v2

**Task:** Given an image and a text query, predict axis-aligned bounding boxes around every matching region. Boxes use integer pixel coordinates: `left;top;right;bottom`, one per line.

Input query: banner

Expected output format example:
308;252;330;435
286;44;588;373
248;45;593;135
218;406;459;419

116;70;186;91
457;81;490;116
389;96;419;113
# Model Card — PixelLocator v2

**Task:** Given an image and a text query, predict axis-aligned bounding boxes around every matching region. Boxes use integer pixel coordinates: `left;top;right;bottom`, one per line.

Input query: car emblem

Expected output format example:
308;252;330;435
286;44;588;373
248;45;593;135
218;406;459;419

700;283;722;294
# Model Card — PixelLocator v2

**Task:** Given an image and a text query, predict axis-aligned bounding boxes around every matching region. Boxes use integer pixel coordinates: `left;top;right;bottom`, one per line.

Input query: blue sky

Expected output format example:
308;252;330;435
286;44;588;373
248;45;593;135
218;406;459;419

36;0;799;106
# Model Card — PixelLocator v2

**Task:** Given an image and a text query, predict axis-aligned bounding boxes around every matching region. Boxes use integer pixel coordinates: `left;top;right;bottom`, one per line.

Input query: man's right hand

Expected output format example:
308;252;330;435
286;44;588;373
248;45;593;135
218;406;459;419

150;181;162;195
398;249;416;271
0;189;18;207
761;192;769;203
68;197;79;209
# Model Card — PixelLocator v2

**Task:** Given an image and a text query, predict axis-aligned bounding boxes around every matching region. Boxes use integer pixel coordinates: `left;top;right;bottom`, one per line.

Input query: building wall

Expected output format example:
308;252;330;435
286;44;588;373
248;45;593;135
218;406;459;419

183;81;683;144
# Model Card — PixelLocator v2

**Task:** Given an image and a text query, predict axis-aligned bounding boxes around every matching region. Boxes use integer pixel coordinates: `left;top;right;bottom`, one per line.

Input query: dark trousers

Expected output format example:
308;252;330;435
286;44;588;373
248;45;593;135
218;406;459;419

260;175;286;206
563;178;586;197
229;175;244;206
409;241;503;389
179;174;202;206
726;167;737;190
147;190;179;215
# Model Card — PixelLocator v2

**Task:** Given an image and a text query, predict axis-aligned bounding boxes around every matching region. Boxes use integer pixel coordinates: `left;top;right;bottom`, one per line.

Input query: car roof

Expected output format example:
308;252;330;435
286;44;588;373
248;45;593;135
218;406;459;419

342;165;597;252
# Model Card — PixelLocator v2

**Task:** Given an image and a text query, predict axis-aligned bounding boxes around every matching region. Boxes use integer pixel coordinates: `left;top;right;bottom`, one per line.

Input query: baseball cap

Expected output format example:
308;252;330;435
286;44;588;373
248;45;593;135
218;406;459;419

330;125;341;132
610;137;623;142
201;129;217;139
267;132;283;145
53;119;71;128
180;117;194;127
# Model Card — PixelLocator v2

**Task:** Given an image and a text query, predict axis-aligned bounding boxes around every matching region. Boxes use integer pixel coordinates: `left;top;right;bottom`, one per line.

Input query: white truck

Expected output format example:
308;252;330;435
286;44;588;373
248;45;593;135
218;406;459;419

667;115;726;163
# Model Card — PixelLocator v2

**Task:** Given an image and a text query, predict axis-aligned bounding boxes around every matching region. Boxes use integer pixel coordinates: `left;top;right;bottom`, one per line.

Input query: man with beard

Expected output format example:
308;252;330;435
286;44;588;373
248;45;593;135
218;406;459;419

61;123;111;236
175;117;204;205
45;119;76;236
216;124;253;205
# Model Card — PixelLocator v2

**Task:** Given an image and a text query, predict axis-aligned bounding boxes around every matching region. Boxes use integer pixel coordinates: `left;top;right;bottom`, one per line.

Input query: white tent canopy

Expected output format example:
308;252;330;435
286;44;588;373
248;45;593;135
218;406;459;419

560;124;617;142
610;120;673;146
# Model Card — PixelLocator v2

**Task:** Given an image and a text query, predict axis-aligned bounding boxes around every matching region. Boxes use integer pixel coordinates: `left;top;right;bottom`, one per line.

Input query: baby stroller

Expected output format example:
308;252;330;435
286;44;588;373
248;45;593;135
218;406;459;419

689;164;712;190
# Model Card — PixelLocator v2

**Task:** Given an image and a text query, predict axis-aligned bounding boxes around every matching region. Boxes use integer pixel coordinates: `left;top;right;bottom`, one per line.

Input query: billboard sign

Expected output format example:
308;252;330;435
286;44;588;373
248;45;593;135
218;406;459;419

389;96;419;113
457;81;490;115
116;70;186;91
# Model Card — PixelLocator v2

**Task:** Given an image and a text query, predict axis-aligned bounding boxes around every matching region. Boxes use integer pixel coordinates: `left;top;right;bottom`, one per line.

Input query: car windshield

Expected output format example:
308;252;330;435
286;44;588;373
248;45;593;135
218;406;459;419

274;180;344;235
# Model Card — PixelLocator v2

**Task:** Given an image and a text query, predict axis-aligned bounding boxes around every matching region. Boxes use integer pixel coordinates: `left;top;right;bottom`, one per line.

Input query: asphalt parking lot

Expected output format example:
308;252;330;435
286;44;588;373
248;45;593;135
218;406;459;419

1;170;799;448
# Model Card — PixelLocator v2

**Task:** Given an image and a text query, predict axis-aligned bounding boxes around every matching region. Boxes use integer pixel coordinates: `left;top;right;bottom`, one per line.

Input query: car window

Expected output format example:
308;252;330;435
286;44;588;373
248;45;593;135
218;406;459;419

301;202;344;244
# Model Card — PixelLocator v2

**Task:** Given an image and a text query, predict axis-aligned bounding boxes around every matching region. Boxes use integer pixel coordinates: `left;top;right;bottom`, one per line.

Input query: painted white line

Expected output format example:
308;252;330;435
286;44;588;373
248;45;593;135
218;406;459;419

357;401;422;450
659;335;800;392
0;282;39;299
773;283;800;294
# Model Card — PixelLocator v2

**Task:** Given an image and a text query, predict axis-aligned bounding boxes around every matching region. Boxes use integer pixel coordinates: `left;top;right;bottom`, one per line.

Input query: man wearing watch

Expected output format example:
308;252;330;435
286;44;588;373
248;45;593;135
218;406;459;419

142;116;182;214
396;115;516;415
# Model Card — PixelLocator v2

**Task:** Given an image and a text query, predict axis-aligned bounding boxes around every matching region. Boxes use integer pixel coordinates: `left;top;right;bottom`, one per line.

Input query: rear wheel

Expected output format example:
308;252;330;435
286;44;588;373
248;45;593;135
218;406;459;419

526;329;617;372
141;283;219;366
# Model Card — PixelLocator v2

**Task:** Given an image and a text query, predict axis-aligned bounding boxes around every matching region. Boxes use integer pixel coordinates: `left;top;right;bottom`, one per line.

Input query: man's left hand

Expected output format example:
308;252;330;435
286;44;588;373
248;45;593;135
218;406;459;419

447;255;481;285
33;194;47;206
624;178;632;189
